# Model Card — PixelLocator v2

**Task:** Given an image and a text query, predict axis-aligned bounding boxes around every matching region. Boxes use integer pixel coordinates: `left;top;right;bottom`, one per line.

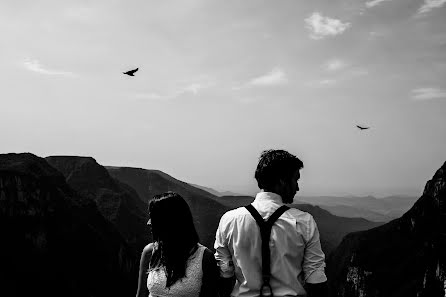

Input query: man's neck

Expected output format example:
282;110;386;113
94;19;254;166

261;189;284;202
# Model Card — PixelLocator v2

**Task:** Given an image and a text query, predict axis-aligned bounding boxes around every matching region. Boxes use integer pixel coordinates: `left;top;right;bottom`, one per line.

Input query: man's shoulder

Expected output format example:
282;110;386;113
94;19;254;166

220;206;256;227
286;207;315;223
221;206;250;221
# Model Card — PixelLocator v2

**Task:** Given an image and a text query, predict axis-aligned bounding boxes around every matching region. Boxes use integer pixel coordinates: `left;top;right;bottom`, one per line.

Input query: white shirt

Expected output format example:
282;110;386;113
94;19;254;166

214;192;327;297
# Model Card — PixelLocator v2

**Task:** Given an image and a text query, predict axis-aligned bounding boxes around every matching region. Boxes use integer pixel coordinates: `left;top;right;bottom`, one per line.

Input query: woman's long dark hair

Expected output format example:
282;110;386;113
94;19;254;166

148;192;199;287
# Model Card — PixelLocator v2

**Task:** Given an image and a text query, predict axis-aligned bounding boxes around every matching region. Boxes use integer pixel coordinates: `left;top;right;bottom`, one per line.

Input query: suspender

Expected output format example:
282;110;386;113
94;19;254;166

244;204;290;297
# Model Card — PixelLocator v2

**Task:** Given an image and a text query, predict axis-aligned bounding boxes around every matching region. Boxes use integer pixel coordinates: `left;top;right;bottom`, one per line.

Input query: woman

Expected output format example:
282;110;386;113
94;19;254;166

136;192;219;297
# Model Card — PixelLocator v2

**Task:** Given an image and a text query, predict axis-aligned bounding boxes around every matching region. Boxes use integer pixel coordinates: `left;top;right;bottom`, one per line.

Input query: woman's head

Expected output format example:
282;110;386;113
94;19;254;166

148;192;199;287
148;191;198;245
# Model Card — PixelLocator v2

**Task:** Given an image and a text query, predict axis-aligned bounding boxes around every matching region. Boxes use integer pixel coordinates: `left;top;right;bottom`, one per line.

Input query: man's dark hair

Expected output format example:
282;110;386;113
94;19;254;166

148;192;199;288
254;149;304;190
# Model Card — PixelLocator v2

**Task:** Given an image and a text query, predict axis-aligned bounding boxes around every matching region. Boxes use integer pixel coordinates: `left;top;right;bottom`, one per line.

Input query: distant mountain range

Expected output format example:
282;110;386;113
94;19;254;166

2;152;432;296
189;184;418;223
317;204;391;222
328;161;446;297
106;166;229;250
190;183;243;197
106;166;382;256
299;195;418;222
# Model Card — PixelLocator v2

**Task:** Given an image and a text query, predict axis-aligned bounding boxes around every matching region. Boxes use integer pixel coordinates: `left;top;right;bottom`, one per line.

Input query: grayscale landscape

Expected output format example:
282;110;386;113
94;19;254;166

1;0;445;296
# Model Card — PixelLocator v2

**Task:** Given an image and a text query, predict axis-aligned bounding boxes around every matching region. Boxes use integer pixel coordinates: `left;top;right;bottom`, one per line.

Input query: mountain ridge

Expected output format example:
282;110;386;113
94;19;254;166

328;161;446;297
107;165;382;256
46;156;149;252
0;153;137;297
106;166;228;249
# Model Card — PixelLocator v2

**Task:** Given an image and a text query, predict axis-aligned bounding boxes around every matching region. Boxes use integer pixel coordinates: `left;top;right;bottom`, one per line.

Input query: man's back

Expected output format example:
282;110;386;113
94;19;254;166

214;192;326;297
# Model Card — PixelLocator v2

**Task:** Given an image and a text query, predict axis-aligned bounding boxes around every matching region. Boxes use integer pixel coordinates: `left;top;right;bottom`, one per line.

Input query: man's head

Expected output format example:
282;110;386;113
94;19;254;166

254;149;303;204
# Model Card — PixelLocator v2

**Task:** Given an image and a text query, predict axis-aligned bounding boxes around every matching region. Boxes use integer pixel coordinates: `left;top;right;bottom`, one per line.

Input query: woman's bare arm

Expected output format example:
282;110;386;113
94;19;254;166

136;243;154;297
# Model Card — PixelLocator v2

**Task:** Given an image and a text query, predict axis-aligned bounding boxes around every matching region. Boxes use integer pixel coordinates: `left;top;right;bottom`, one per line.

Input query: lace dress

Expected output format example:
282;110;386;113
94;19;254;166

147;244;206;297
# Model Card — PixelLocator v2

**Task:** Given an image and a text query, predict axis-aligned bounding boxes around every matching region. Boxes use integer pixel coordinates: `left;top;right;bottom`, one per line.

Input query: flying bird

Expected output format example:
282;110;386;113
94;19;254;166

123;68;138;76
356;125;370;130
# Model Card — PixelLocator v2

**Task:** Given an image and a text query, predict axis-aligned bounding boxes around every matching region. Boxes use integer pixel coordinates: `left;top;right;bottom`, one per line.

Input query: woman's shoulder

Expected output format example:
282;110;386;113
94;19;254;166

143;242;156;253
197;243;211;255
141;242;156;260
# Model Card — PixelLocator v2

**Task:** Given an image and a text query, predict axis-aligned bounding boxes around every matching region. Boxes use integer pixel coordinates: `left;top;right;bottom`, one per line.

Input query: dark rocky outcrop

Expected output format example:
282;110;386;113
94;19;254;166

106;166;228;249
0;153;137;297
45;156;150;253
328;161;446;297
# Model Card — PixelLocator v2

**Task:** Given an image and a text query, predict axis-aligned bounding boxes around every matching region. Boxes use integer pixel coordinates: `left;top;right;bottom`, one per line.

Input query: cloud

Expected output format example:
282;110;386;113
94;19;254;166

23;59;75;76
368;31;386;39
134;81;214;100
247;68;288;87
324;59;347;71
308;67;368;88
63;5;102;24
134;93;168;100
304;12;351;40
418;0;446;14
349;68;369;76
411;88;446;100
305;79;337;88
365;0;392;8
318;79;337;86
237;97;257;104
182;83;212;95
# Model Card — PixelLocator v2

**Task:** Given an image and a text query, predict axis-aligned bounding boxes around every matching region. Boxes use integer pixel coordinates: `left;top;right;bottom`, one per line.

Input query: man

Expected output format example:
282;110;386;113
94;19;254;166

214;149;328;297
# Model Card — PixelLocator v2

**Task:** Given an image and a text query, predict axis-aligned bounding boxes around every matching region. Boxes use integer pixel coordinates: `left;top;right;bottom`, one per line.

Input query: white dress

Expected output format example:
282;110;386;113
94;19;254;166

147;244;205;297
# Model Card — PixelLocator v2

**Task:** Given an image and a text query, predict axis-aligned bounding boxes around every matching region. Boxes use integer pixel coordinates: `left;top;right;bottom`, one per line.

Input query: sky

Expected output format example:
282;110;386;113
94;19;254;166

1;0;445;198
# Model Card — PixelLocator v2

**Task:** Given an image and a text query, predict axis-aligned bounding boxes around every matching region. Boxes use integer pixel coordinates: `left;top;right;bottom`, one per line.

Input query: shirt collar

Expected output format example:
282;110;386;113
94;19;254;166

254;191;284;205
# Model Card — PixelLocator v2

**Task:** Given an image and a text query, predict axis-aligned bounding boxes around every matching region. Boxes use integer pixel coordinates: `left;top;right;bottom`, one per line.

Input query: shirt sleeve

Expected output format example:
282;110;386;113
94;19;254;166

302;215;327;284
214;214;235;278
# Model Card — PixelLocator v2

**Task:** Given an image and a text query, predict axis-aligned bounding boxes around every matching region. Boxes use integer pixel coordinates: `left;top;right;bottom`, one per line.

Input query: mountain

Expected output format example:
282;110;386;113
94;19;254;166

190;183;243;197
300;195;418;219
107;166;384;256
0;153;137;297
328;161;446;297
203;193;382;255
211;195;256;208
216;195;388;223
210;193;384;256
46;156;149;253
318;204;392;222
106;166;228;249
290;203;383;257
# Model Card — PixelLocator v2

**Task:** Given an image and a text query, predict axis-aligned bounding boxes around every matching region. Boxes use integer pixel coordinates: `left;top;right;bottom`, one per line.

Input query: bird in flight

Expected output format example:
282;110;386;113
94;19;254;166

356;125;370;130
123;68;138;76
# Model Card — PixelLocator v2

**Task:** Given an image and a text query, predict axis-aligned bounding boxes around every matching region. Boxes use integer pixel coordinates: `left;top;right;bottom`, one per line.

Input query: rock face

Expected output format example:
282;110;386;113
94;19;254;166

45;156;150;253
106;166;228;249
328;162;446;297
0;153;137;297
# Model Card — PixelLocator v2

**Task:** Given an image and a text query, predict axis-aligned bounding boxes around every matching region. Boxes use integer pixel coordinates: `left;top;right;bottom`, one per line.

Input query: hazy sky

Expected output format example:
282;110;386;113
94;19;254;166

1;0;445;197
